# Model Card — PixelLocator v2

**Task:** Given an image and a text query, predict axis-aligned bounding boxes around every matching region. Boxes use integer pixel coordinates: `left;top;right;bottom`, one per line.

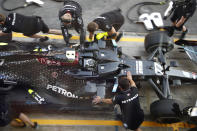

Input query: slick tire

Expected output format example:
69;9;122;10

150;99;181;124
144;31;174;53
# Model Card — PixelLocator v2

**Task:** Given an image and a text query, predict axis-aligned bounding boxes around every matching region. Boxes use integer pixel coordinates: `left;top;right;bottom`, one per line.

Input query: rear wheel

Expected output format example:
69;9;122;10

150;99;181;123
144;31;174;53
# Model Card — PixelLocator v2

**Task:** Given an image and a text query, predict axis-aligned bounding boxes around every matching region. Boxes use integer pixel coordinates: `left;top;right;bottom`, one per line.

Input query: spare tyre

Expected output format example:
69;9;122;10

144;31;174;53
150;99;181;123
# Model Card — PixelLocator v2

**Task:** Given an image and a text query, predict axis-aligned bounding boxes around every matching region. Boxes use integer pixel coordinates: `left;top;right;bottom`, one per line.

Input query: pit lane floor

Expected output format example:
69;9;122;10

0;32;196;131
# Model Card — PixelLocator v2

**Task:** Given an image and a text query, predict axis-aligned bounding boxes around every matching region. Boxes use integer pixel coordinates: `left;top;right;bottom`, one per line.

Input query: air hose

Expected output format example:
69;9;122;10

126;1;169;23
1;0;34;11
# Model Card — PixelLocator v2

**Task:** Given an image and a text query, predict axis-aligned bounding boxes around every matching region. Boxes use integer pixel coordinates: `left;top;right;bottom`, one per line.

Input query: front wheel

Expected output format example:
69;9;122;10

150;99;181;123
144;31;174;53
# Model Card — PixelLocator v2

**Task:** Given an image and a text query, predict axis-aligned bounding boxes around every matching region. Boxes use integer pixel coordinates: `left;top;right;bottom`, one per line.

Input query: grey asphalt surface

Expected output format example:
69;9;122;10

0;0;197;35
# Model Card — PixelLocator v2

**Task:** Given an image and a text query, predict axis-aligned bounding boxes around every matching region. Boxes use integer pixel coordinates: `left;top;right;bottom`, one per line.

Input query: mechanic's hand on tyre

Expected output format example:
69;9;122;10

92;96;101;104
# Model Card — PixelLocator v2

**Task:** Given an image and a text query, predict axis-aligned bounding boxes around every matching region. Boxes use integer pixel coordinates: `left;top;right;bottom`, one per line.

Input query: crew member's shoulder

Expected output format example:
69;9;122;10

130;86;138;92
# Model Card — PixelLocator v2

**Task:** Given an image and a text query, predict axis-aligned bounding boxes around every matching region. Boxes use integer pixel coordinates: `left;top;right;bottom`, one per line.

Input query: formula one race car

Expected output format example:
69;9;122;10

0;31;197;124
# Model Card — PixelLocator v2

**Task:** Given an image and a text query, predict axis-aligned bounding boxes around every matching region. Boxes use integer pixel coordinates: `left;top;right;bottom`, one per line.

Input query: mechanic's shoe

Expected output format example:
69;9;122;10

115;32;123;42
39;36;49;42
166;26;175;37
68;34;72;39
31;122;39;129
179;29;188;40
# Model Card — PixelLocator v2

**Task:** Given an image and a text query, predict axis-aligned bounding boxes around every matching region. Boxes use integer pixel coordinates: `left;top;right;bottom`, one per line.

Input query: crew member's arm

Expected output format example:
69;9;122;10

75;17;84;33
0;31;10;36
61;24;70;43
127;71;136;87
92;96;113;104
175;16;186;28
107;26;117;38
0;22;12;36
48;29;62;35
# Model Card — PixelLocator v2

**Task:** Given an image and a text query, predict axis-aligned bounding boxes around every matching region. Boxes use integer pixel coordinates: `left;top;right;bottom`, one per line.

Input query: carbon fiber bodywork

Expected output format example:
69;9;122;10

0;39;197;112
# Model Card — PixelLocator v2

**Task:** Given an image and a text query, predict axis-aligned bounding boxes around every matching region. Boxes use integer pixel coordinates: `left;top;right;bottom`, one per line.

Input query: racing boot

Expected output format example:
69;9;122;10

179;29;188;40
39;36;49;42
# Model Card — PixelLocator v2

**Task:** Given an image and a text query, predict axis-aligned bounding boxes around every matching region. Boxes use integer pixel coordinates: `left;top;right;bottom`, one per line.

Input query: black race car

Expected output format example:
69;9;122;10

0;32;197;123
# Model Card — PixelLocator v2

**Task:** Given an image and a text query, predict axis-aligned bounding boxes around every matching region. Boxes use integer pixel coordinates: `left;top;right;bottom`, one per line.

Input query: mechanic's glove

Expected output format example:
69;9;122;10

96;32;108;40
172;103;182;117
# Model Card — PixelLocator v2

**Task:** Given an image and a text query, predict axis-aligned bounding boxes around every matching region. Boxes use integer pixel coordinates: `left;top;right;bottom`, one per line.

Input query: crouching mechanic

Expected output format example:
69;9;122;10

0;13;58;42
87;9;124;42
0;94;38;128
165;0;196;39
92;71;144;131
59;0;85;46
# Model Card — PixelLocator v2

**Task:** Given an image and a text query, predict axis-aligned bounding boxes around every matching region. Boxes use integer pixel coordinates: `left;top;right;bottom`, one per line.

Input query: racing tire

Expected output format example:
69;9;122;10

150;99;181;124
144;31;174;53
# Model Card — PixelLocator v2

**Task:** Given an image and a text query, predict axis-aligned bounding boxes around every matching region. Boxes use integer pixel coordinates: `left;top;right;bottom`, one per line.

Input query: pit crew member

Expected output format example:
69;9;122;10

0;13;58;42
59;0;84;45
93;71;144;131
87;9;124;42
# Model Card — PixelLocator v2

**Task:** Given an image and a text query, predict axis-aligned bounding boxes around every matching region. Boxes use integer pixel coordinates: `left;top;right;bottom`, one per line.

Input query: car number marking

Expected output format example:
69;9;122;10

154;63;163;75
136;61;143;74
